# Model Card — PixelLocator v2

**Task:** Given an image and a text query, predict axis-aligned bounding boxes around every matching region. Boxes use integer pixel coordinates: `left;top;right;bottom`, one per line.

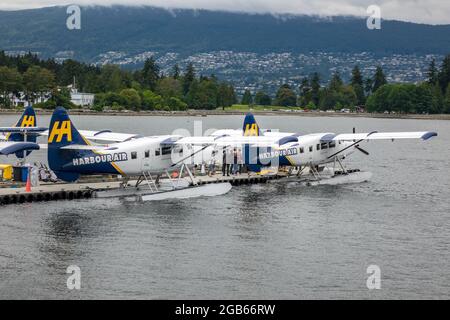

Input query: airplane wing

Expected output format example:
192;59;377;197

174;135;285;147
78;130;143;143
39;129;142;143
0;141;40;155
59;144;109;150
0;127;48;134
321;131;438;142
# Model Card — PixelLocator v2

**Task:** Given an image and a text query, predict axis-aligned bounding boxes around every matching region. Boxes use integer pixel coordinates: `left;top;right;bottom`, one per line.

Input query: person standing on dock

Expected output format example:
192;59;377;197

208;150;217;176
222;148;228;176
237;148;243;175
232;148;239;175
227;148;233;176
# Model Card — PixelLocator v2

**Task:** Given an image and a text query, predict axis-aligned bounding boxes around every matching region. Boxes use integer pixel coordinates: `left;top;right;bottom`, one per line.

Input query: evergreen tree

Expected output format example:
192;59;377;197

171;64;180;79
254;91;272;106
298;77;311;106
182;63;195;96
275;84;297;107
142;57;160;90
217;83;237;110
372;66;387;92
350;66;366;105
329;72;343;91
427;59;439;85
350;65;364;87
438;54;450;93
364;78;373;95
241;89;253;105
444;84;450;114
310;72;321;106
431;83;444;114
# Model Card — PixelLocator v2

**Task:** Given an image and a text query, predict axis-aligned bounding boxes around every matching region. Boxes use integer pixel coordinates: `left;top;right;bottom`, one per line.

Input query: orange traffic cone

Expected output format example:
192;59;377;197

25;167;31;192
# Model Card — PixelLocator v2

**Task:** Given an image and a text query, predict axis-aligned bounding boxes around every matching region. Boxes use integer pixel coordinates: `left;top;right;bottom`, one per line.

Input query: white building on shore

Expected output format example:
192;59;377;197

70;87;95;107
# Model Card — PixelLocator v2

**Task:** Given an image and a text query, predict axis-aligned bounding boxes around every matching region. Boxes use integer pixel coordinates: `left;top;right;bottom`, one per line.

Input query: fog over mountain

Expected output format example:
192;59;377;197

0;5;449;63
2;0;450;25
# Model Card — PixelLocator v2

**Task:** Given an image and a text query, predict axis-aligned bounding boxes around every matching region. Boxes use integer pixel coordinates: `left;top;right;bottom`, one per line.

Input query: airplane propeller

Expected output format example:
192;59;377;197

353;127;369;156
355;145;369;155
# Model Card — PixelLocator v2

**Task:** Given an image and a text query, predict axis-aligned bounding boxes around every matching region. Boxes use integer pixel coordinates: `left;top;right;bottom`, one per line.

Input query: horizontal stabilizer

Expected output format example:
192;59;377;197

0;127;47;133
59;144;107;151
0;142;40;155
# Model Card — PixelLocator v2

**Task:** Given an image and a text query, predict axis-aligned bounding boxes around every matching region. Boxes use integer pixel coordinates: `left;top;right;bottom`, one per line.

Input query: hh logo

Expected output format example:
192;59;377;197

49;121;72;143
244;124;259;136
21;115;35;127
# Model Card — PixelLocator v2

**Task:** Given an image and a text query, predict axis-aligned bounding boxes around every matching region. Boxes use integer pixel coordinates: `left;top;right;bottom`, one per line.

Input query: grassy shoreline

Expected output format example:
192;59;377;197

1;108;449;120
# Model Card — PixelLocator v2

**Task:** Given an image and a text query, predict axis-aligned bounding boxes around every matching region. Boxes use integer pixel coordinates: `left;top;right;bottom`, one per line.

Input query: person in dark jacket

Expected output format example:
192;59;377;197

222;148;228;176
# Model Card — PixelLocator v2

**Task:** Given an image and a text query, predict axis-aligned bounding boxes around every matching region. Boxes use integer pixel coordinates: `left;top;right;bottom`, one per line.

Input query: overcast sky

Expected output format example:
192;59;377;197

0;0;449;25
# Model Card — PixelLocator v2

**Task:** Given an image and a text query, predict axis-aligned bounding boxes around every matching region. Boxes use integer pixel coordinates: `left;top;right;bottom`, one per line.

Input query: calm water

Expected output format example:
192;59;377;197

0;114;449;299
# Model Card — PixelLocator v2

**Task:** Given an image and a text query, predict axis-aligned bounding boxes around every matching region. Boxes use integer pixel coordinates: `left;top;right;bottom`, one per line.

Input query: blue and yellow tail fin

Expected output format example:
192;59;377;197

48;107;89;182
7;105;37;143
47;107;89;148
243;113;261;136
242;113;262;172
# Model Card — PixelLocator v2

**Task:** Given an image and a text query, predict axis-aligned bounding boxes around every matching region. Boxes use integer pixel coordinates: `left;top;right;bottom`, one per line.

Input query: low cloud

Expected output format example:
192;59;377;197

1;0;449;25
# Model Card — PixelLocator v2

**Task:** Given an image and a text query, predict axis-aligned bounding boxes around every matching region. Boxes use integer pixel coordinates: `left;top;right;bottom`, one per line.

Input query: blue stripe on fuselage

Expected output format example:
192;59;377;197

59;149;125;175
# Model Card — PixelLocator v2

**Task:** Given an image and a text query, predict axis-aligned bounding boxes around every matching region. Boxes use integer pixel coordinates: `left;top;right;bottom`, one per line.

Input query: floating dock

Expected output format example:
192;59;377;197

0;172;286;206
0;169;370;206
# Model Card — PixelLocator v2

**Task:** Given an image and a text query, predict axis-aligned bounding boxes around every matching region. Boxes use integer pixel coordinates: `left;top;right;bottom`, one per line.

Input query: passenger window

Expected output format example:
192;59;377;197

329;141;336;148
316;144;320;151
300;147;304;153
321;142;328;149
155;148;161;156
162;146;172;155
145;150;150;158
309;146;313;152
131;151;137;159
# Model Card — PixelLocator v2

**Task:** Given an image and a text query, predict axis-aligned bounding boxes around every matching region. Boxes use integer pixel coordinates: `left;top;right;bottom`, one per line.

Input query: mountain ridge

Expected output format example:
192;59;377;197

0;5;449;63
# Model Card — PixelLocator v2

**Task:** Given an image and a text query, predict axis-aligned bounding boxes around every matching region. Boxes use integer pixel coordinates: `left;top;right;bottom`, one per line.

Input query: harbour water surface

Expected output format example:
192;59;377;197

0;114;449;299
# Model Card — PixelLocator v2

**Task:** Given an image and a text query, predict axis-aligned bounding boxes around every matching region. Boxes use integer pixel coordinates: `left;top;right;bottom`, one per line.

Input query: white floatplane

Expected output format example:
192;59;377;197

43;107;438;199
45;107;233;201
172;113;438;185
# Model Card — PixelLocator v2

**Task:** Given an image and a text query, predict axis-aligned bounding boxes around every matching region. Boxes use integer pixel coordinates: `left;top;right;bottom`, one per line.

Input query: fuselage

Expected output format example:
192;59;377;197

255;133;355;167
58;133;355;177
62;136;184;176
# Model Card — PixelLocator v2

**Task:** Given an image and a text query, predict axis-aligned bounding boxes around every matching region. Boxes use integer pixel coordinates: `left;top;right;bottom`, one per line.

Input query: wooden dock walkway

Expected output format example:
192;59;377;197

0;172;287;206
